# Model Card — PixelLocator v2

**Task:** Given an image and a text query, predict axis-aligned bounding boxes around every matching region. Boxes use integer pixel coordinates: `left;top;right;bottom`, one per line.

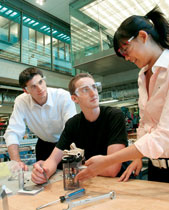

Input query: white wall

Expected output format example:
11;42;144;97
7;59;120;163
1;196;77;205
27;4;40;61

0;58;74;89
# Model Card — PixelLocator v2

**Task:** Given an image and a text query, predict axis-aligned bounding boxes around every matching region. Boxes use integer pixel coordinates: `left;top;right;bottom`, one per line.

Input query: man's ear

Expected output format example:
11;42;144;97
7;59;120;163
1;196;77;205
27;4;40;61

138;30;148;43
23;88;29;94
71;95;78;104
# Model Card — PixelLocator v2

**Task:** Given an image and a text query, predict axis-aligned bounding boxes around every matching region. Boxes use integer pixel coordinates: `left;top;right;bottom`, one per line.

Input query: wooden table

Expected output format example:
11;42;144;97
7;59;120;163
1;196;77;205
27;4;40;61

1;176;169;210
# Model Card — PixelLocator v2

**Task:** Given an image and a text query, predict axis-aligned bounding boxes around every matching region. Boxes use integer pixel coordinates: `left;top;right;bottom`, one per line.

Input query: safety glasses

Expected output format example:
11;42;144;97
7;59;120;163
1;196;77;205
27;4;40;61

25;76;46;92
75;82;102;96
118;36;135;57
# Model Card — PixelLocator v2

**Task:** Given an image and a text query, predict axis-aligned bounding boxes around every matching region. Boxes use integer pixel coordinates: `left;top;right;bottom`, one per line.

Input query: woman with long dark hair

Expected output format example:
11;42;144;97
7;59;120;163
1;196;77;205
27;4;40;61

76;6;169;183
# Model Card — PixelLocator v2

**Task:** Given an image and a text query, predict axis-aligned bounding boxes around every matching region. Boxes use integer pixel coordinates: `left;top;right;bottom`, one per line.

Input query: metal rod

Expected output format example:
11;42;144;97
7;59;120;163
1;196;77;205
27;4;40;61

36;199;60;210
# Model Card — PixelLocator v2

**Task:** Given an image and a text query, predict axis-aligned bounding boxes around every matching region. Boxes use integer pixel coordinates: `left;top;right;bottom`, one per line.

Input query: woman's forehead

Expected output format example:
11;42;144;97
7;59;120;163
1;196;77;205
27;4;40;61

118;39;129;47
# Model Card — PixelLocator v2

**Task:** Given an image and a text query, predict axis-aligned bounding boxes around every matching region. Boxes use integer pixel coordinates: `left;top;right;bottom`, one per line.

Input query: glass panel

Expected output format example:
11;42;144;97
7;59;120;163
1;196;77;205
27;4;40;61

70;0;169;67
0;5;20;62
65;43;70;62
22;14;51;70
52;38;72;74
38;34;51;70
52;37;58;59
59;40;64;60
0;3;73;75
70;2;101;67
51;25;72;74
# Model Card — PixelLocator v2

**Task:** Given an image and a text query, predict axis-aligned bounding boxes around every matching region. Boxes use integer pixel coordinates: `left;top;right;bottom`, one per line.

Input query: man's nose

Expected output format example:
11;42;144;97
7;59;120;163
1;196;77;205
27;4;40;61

36;83;43;91
89;87;97;96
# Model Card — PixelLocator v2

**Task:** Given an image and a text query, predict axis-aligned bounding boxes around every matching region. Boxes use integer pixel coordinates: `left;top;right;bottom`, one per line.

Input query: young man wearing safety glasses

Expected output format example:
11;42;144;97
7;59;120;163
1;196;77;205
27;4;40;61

4;67;76;171
31;73;128;184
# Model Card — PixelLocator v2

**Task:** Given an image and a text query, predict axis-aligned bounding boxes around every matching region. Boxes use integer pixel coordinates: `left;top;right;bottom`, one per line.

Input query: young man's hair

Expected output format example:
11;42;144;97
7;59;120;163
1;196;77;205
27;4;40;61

69;73;94;95
19;67;43;88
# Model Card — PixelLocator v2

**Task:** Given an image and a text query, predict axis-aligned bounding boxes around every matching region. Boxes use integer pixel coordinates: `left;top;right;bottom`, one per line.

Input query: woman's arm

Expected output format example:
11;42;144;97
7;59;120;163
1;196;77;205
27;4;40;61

76;144;143;181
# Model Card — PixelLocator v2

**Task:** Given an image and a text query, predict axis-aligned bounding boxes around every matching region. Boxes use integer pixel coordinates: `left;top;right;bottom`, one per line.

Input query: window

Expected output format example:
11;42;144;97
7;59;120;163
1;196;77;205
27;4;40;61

0;2;73;75
0;5;20;62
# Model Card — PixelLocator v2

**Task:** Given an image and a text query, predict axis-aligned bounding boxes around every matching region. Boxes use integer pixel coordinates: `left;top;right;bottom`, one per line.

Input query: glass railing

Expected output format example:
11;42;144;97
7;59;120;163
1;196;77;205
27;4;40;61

0;2;73;75
69;0;113;67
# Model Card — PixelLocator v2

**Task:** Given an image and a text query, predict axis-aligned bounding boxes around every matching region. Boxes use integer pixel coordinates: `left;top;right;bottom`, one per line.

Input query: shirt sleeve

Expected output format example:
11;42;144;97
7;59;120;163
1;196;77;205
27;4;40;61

56;118;76;150
136;110;147;140
61;91;77;124
135;88;169;159
4;98;26;146
107;109;128;147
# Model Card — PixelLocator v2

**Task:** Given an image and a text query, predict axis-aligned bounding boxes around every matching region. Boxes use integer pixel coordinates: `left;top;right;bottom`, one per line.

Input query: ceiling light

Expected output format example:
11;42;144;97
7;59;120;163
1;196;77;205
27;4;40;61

33;22;39;26
36;0;46;6
10;11;17;17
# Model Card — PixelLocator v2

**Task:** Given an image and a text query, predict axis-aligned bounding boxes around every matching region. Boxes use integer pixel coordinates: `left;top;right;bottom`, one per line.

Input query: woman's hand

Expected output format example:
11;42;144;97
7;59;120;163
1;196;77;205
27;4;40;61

76;155;108;181
118;159;142;182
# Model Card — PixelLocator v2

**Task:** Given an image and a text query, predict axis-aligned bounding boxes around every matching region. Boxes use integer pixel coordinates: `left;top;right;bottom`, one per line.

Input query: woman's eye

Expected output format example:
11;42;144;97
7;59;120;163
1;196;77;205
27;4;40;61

125;46;129;52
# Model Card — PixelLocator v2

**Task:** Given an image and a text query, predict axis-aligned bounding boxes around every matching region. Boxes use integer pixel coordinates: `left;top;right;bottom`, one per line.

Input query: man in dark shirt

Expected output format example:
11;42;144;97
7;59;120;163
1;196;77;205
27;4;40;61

31;73;128;184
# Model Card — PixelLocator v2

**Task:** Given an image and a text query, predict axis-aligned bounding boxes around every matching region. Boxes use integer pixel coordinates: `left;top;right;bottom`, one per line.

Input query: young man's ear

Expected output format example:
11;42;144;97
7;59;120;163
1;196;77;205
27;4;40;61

23;88;29;94
71;95;78;104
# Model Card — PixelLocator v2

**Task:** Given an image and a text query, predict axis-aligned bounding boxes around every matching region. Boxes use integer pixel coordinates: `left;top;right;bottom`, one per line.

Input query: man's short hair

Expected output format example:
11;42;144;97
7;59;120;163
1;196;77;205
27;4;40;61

19;67;43;88
69;73;94;95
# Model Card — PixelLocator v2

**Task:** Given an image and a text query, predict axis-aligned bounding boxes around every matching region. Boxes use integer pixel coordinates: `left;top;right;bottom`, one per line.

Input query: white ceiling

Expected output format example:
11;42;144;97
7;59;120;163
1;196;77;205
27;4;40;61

80;0;169;39
25;0;169;29
24;0;73;23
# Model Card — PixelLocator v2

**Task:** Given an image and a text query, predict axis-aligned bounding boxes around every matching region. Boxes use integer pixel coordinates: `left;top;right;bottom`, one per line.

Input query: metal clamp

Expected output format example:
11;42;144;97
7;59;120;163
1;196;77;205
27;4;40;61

63;143;84;160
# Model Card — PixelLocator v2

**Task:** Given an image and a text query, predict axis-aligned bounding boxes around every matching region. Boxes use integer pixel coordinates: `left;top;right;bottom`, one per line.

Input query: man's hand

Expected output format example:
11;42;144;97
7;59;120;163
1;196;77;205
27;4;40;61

76;155;108;181
18;161;28;171
8;144;28;171
31;147;63;184
31;160;49;184
118;159;142;182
